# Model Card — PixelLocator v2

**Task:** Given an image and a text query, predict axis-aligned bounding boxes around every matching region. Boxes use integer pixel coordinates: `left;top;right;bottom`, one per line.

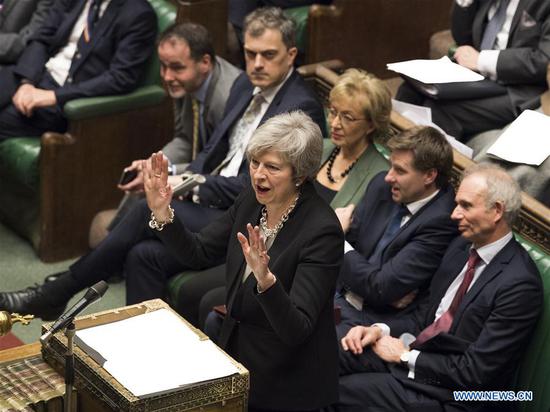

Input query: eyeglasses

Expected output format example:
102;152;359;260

327;107;366;127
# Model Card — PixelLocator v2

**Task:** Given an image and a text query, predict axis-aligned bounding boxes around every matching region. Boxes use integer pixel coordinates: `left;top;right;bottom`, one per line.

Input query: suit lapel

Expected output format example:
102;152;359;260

260;70;297;124
473;0;495;47
508;0;532;42
452;239;516;326
56;0;88;46
202;59;221;146
356;196;394;257
380;187;448;259
225;201;262;311
70;0;123;75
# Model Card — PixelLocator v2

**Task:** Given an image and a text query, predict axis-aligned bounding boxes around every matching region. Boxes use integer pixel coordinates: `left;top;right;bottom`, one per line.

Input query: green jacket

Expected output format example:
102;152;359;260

321;140;389;209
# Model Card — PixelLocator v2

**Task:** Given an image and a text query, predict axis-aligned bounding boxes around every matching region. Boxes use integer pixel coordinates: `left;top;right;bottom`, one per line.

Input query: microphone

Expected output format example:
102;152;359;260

40;280;108;344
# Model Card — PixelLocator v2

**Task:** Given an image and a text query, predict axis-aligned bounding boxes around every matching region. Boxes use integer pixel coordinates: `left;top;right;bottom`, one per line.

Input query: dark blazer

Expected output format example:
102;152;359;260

158;182;344;410
11;0;157;105
339;172;459;321
389;236;542;404
451;0;550;110
187;70;326;209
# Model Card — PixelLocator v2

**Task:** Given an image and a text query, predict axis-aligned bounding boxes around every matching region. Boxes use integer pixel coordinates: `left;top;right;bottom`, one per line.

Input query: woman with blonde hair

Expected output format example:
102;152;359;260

316;68;391;208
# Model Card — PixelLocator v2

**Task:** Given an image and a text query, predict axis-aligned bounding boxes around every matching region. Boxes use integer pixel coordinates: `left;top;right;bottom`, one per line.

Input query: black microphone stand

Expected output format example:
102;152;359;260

64;321;76;412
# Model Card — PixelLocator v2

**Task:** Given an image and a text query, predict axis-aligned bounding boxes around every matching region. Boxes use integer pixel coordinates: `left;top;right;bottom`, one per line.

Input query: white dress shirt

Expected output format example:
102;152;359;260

45;0;111;86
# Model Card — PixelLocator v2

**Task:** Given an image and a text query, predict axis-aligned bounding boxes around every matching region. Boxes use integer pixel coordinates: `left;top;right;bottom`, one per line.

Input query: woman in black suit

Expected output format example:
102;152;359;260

143;111;344;411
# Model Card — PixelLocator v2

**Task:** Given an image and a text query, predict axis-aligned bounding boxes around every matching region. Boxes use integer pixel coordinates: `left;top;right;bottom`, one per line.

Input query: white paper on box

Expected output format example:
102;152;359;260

387;56;484;84
75;308;240;398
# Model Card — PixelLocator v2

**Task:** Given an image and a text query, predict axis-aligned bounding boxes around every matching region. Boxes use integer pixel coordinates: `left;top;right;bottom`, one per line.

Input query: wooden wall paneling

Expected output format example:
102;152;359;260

306;0;453;78
176;0;228;59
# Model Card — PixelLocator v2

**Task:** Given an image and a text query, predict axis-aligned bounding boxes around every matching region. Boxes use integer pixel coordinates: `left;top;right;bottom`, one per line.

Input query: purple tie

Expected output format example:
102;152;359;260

411;249;481;348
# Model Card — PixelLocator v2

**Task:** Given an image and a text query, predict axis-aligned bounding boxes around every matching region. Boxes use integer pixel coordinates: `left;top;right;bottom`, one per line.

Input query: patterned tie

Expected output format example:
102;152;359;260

480;0;511;50
191;98;200;161
82;0;103;43
368;204;409;264
217;93;265;174
411;249;482;348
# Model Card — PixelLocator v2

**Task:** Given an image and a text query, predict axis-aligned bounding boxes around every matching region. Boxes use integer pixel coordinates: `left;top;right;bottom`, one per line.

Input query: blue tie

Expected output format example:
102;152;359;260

368;204;409;264
480;0;510;50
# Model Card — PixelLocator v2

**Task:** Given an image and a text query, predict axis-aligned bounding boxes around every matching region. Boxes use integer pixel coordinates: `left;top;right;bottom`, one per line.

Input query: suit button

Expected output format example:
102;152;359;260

75;52;81;59
66;76;73;84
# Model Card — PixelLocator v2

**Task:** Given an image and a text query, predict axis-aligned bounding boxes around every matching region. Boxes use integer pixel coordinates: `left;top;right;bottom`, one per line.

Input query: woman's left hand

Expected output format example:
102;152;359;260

237;223;276;291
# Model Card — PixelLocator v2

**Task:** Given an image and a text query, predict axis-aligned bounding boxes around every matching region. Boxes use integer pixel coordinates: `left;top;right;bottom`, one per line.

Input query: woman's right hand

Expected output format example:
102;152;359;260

143;151;173;222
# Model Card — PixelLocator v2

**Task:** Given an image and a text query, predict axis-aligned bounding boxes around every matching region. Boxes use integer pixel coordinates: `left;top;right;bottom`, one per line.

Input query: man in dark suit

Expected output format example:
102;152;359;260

335;126;459;334
334;164;543;412
89;22;242;242
396;0;550;140
0;0;157;140
0;7;326;323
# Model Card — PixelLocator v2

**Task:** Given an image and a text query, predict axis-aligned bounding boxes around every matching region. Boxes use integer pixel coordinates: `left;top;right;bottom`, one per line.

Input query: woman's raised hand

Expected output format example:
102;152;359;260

143;151;173;221
237;224;276;292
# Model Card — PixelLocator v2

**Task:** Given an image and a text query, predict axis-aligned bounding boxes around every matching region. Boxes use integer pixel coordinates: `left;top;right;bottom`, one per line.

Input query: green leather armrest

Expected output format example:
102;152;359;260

285;6;310;53
63;85;167;120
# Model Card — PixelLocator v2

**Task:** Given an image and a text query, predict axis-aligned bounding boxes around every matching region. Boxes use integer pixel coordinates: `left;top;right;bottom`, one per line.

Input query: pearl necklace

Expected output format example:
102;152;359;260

326;146;360;184
259;193;300;238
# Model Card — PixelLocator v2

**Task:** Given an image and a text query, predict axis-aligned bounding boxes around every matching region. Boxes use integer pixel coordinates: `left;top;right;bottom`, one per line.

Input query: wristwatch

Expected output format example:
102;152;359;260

400;350;411;367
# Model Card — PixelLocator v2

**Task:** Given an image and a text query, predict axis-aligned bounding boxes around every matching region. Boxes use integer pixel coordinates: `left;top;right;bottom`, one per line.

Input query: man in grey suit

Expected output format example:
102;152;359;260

91;22;241;241
119;22;241;193
397;0;550;140
0;0;53;65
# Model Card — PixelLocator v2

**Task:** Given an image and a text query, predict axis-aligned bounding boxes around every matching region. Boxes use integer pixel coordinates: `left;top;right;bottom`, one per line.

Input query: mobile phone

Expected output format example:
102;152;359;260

118;169;138;185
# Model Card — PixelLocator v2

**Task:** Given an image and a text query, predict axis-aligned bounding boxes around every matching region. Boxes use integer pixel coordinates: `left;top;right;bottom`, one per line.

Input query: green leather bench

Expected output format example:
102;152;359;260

516;236;550;412
0;0;176;262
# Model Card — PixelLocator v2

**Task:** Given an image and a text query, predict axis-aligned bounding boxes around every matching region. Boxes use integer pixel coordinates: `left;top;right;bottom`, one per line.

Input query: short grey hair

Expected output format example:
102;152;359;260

246;111;322;182
462;163;522;225
243;7;296;49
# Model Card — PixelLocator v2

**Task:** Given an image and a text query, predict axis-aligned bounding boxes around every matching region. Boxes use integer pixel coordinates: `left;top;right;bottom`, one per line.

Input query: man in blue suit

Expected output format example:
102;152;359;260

0;0;157;140
0;7;326;324
334;164;542;412
335;126;459;335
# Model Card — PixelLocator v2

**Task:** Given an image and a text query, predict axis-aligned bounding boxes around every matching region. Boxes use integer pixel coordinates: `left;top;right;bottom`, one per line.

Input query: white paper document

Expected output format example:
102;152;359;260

387;56;484;84
392;99;474;159
75;308;240;398
487;110;550;165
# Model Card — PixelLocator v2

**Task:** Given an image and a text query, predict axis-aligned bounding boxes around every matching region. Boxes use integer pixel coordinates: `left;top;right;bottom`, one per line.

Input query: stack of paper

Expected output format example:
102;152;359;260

487;110;550;166
387;56;484;84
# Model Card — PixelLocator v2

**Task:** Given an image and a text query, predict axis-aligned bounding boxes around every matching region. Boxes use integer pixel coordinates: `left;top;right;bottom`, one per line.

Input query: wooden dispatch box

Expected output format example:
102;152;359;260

41;299;249;412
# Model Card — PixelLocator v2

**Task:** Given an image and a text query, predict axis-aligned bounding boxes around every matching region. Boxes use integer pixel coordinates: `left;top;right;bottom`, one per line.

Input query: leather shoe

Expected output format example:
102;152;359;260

0;284;67;321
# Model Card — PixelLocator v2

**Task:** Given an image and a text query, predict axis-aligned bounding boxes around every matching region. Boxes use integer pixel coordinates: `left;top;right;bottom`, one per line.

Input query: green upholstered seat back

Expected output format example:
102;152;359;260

139;0;177;87
515;235;550;412
284;6;310;55
0;138;41;246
